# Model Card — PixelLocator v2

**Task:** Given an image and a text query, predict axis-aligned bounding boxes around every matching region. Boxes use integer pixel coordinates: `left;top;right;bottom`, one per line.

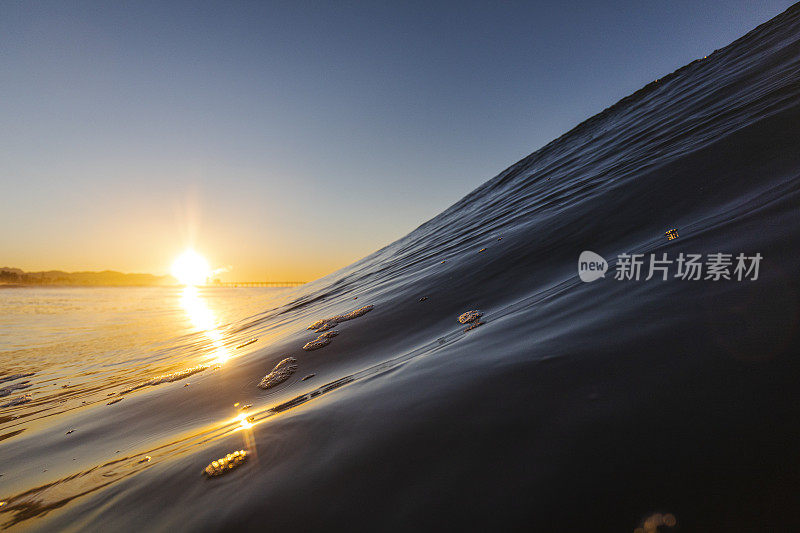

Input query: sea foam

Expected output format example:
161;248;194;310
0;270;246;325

303;330;339;351
306;305;374;332
258;357;298;389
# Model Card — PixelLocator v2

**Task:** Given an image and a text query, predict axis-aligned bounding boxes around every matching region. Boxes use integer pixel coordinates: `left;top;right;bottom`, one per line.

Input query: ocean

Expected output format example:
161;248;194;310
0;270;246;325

2;4;800;531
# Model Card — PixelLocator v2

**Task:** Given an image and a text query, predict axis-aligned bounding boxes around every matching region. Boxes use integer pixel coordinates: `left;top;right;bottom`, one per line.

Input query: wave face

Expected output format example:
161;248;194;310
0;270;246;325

4;5;800;531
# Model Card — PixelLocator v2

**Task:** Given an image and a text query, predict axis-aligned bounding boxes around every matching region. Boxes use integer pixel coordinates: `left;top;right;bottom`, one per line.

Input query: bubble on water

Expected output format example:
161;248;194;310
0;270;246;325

303;331;339;351
257;357;298;389
458;310;484;331
337;305;373;321
203;450;248;478
306;319;337;333
458;310;483;324
634;512;677;532
306;305;374;332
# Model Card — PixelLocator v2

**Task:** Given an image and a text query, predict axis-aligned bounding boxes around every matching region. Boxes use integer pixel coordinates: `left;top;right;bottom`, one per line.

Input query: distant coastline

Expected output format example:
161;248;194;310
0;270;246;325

0;267;306;288
0;267;176;287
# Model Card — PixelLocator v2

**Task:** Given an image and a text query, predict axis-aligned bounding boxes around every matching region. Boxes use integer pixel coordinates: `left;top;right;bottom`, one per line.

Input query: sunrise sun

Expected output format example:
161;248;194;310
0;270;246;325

171;249;211;286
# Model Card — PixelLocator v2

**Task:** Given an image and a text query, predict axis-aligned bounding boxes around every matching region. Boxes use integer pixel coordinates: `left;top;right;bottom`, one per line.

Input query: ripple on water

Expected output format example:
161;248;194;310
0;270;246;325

0;394;32;408
203;450;248;478
0;381;32;398
258;358;298;389
235;338;258;350
0;373;35;385
121;364;215;394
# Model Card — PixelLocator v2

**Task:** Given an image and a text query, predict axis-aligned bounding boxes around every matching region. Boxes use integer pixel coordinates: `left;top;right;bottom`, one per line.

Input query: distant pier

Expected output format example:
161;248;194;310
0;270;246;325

207;281;306;288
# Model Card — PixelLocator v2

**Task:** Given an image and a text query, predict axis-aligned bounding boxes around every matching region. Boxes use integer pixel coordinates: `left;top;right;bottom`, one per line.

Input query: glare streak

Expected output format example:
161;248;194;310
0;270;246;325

180;286;231;364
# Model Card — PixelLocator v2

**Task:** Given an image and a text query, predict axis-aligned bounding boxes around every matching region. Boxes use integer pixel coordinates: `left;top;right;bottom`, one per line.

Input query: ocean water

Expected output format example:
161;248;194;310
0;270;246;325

3;5;800;531
0;286;294;409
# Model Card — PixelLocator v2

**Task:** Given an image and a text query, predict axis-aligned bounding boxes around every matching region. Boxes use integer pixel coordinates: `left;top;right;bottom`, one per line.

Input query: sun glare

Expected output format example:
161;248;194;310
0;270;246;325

171;249;211;286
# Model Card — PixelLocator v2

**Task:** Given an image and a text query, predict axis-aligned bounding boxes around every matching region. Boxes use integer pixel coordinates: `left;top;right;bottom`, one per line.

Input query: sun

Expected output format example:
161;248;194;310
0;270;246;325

171;249;211;286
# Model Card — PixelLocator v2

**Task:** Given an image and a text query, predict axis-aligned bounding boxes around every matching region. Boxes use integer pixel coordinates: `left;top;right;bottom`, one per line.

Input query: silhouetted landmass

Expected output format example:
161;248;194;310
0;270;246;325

0;267;177;287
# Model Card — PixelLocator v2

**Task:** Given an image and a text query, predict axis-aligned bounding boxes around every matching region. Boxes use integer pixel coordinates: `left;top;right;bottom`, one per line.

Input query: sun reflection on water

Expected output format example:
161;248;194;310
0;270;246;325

236;412;254;430
232;410;258;462
179;286;231;365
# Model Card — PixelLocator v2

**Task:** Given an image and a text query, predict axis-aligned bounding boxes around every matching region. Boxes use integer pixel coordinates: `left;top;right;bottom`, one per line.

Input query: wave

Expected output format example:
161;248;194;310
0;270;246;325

2;5;800;531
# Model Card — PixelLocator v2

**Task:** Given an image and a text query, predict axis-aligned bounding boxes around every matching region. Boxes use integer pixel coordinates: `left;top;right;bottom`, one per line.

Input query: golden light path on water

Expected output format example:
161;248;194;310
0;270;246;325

178;286;259;458
179;286;231;365
236;412;258;460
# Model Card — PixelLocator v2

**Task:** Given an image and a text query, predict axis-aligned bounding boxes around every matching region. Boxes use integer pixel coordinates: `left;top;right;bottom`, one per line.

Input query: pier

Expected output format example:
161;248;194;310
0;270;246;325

207;281;306;288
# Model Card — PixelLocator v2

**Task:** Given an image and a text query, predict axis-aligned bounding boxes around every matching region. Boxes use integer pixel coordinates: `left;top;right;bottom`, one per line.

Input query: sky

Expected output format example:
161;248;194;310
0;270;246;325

0;0;793;281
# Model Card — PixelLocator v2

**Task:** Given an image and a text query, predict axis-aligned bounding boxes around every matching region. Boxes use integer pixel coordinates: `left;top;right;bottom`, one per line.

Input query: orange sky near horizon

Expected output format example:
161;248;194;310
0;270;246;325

4;234;379;282
1;189;401;282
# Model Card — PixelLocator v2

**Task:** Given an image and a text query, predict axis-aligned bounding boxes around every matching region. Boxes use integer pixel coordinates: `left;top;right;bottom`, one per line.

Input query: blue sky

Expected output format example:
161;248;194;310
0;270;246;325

0;1;792;280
